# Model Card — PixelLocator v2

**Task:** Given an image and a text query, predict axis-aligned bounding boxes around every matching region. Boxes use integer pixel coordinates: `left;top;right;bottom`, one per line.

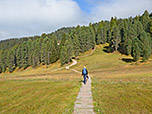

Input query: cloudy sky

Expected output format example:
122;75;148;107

0;0;152;41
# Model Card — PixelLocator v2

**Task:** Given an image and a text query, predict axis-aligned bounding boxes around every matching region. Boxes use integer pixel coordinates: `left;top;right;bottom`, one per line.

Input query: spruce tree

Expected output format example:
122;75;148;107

138;31;151;59
139;32;151;61
7;49;15;72
126;39;132;55
16;45;22;68
149;20;152;37
60;32;67;49
60;46;68;66
64;39;74;62
89;23;96;49
72;34;80;57
21;42;28;69
140;10;150;32
50;35;59;63
131;38;140;61
134;20;144;36
111;25;121;51
27;39;33;66
142;49;150;62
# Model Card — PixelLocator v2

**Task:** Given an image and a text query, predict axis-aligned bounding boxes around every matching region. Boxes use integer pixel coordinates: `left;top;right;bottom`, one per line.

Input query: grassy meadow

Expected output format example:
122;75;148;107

1;44;152;114
0;68;81;114
92;73;152;114
72;45;152;114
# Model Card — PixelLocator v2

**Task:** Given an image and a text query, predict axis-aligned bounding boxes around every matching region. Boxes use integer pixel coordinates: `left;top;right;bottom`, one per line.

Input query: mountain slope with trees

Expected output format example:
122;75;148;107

0;10;152;74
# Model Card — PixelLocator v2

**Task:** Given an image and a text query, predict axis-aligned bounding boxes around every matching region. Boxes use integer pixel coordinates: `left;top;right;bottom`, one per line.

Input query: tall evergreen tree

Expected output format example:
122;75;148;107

16;45;22;68
6;49;15;72
72;34;80;57
131;38;140;61
60;32;67;48
134;20;144;36
149;20;152;37
89;23;96;49
21;42;28;69
138;31;151;61
60;46;68;66
50;35;59;63
64;39;74;62
111;25;121;51
140;10;150;32
126;39;132;55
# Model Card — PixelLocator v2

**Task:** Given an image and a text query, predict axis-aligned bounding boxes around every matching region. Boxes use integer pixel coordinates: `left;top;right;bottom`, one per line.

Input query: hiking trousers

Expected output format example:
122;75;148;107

83;74;87;84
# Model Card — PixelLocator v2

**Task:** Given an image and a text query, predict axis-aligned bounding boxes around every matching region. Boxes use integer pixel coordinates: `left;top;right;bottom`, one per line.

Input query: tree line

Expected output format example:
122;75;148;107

0;10;152;73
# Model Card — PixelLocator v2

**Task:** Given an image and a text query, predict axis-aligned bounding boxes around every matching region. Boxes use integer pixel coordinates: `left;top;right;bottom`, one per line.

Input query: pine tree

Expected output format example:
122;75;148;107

60;46;68;66
127;23;136;40
41;37;50;65
50;35;59;63
140;10;150;32
64;39;74;62
89;23;96;49
126;39;132;55
21;42;28;69
110;17;117;29
7;49;15;72
31;40;40;68
131;38;140;61
149;20;152;37
0;51;3;73
111;25;121;51
138;31;151;57
27;39;33;66
139;32;151;61
96;22;107;44
77;27;88;53
60;32;67;49
96;22;102;44
16;45;22;68
134;20;144;36
72;34;80;57
142;48;150;62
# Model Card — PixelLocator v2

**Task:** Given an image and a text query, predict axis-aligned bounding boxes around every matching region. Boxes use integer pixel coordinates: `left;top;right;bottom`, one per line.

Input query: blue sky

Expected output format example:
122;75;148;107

73;0;107;13
73;0;93;13
0;0;152;40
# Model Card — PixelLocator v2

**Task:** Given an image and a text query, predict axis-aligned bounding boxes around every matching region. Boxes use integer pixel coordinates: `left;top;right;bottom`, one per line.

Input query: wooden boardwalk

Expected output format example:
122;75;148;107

73;76;95;114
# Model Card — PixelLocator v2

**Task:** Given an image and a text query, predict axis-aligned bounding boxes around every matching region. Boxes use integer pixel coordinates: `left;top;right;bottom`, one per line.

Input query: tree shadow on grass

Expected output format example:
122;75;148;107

122;58;134;63
103;46;114;53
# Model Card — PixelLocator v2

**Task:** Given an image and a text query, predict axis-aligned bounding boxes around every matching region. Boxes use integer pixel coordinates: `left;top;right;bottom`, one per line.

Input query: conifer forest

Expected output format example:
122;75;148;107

0;10;152;73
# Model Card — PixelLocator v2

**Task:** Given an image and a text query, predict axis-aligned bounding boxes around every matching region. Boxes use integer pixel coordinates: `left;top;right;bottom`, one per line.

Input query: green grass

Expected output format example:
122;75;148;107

0;60;63;77
92;73;152;114
1;44;152;114
72;45;152;114
73;45;127;72
0;78;81;114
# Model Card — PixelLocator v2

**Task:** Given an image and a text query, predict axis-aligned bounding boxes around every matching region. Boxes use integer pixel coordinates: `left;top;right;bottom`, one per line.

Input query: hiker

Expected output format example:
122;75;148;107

82;66;89;84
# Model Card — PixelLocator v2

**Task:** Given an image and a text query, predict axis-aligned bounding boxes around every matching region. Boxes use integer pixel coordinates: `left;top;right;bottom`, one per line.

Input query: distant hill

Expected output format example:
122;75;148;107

0;10;152;74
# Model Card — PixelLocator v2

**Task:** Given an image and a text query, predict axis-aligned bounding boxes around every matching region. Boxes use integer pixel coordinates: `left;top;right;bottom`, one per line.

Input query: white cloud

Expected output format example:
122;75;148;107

91;0;152;21
0;0;152;40
0;0;85;40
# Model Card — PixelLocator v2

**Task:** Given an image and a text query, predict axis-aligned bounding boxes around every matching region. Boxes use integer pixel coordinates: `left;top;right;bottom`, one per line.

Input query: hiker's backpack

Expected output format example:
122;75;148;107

82;68;87;75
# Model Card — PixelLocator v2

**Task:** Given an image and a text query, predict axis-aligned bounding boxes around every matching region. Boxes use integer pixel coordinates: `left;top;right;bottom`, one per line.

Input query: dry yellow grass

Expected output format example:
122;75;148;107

0;63;82;114
1;44;152;114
